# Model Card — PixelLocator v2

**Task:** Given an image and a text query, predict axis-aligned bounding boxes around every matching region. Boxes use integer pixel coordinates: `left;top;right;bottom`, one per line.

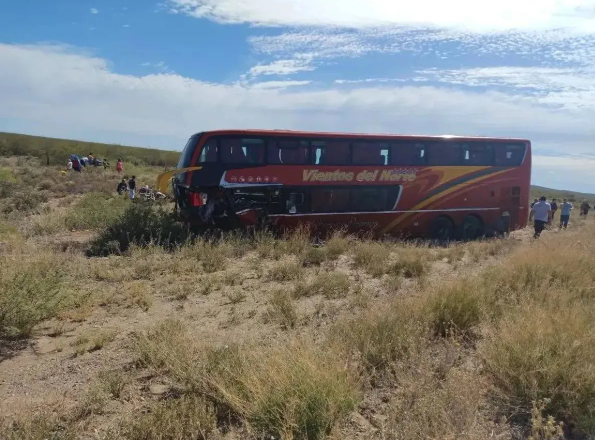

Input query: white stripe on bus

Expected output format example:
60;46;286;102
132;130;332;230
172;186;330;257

270;207;504;217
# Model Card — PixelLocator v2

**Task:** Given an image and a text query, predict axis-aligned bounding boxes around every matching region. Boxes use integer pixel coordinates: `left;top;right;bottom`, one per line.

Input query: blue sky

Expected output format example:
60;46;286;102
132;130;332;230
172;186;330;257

0;0;594;191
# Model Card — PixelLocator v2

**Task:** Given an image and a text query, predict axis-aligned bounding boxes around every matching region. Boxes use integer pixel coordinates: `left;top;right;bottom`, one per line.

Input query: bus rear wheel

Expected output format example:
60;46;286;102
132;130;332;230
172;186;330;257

430;216;454;241
459;215;482;241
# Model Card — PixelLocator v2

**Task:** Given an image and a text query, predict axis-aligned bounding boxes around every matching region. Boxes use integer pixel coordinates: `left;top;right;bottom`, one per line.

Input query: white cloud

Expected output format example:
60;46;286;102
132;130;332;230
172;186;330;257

168;0;595;31
417;66;595;111
248;56;314;76
250;80;311;89
90;8;99;14
123;24;130;28
1;43;594;190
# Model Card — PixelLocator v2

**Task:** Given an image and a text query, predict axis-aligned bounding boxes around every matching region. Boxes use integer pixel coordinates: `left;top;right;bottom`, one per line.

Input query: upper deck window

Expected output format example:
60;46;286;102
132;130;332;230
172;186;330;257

494;143;526;166
268;139;309;164
311;140;350;165
462;143;494;166
352;142;389;165
198;139;218;163
221;138;264;164
391;142;426;166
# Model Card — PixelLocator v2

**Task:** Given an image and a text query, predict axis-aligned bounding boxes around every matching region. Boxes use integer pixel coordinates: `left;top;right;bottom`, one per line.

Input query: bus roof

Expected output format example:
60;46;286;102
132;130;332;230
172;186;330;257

193;129;530;144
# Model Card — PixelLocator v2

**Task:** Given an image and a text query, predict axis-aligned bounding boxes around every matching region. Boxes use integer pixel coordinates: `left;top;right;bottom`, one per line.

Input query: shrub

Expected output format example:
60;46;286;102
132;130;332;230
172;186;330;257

427;281;483;338
204;342;360;440
330;301;426;374
391;253;428;278
63;192;129;230
268;261;303;282
87;203;191;256
118;395;216;440
353;242;391;277
325;232;350;260
480;304;595;435
266;289;298;329
0;265;68;339
299;246;327;266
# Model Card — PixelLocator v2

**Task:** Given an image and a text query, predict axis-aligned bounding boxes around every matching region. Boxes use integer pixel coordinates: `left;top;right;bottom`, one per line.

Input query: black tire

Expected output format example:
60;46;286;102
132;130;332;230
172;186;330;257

430;216;454;241
459;215;482;241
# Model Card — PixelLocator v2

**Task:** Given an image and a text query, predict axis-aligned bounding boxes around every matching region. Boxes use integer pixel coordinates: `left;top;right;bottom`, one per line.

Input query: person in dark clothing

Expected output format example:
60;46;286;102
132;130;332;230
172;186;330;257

580;200;590;218
128;176;136;199
550;199;558;224
117;178;128;195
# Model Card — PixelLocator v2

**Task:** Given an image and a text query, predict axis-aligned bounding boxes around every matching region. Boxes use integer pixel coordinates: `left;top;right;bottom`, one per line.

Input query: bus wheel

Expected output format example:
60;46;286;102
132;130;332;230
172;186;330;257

430;216;454;241
459;215;482;241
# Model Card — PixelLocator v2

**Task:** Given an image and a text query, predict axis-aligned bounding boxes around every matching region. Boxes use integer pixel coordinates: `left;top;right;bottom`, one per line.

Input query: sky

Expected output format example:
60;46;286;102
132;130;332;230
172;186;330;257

0;0;594;192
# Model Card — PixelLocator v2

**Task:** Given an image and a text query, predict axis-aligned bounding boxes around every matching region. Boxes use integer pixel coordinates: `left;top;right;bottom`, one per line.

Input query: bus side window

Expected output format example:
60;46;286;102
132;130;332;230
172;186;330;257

427;142;461;166
198;139;218;163
495;144;526;166
463;143;494;166
310;188;350;213
352;142;389;165
391;142;426;165
242;139;265;165
311;140;350;165
269;140;309;164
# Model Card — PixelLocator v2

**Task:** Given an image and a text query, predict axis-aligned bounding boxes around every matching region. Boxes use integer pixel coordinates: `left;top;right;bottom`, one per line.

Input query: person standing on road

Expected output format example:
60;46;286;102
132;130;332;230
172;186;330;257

559;199;573;229
550;198;558;224
531;196;551;239
128;175;136;199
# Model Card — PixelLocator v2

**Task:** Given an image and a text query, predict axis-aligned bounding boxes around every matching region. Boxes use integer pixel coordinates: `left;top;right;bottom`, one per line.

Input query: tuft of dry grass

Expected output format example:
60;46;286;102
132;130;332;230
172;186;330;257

0;259;70;339
266;289;298;329
117;395;217;440
203;342;360;440
426;281;483;338
480;304;595;435
0;409;76;440
330;300;426;375
352;241;391;277
299;246;327;267
391;249;429;278
267;260;303;282
293;271;351;299
73;329;117;356
325;232;350;260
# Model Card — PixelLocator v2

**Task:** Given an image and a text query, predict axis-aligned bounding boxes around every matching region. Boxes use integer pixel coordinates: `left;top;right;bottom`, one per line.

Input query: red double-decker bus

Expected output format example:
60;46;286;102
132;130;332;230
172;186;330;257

161;130;531;239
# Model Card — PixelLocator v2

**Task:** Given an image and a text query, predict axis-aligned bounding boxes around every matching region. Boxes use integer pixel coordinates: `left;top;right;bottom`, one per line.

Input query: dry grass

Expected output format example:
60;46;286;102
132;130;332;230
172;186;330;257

267;260;303;282
266;289;298;329
73;329;117;355
352;241;391;277
293;271;352;299
116;395;216;440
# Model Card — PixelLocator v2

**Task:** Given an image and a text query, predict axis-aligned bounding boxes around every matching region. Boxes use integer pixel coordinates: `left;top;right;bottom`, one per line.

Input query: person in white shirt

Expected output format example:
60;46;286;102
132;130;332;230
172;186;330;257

531;196;552;238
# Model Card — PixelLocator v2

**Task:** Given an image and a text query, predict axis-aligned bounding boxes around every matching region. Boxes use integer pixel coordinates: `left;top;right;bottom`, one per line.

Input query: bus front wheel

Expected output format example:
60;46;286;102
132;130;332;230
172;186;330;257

430;216;454;241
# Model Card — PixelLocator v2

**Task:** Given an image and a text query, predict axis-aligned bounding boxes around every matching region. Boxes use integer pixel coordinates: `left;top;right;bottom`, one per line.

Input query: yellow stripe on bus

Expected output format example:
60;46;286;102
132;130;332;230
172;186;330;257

380;168;511;235
155;166;203;194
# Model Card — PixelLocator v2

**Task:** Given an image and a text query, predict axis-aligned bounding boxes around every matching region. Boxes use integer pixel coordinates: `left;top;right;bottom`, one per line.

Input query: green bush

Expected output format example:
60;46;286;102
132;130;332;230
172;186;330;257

0;266;68;339
87;203;191;256
63;193;129;230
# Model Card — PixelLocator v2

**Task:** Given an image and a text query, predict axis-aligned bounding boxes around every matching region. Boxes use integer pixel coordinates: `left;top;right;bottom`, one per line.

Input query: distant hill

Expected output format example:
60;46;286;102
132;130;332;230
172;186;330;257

0;132;179;167
530;185;595;205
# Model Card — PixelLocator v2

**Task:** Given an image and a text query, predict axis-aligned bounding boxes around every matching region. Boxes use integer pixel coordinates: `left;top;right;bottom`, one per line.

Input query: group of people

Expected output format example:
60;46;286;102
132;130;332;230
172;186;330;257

529;196;589;238
117;175;165;201
67;153;124;174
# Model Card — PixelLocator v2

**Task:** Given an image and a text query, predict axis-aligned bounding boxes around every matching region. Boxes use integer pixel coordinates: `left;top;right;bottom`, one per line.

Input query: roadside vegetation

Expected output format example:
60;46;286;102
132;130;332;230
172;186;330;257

1;135;594;439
